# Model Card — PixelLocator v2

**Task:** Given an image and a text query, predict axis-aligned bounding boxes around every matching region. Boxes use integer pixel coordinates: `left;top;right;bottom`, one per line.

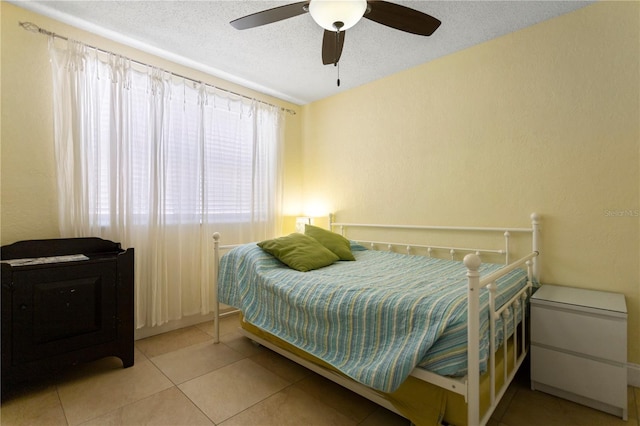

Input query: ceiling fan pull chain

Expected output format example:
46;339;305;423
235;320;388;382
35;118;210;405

333;26;342;87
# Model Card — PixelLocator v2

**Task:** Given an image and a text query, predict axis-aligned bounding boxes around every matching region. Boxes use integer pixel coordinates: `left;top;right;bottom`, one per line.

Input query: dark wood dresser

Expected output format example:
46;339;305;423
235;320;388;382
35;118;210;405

1;238;134;391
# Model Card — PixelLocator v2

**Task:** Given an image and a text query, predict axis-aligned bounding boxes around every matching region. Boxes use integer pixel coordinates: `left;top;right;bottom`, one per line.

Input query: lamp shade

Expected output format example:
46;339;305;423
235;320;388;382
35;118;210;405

295;216;312;233
309;0;367;31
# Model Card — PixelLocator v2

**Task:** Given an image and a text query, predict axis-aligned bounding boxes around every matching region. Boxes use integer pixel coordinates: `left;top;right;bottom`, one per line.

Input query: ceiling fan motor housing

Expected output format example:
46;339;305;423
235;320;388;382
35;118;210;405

308;0;368;31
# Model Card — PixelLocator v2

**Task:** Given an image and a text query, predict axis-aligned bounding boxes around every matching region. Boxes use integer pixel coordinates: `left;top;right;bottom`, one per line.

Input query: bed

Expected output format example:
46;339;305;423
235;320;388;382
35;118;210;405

212;214;541;426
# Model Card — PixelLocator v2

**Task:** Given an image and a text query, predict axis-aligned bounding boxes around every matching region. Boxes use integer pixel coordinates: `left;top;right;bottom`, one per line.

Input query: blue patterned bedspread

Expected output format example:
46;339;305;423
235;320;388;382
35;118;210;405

218;243;529;393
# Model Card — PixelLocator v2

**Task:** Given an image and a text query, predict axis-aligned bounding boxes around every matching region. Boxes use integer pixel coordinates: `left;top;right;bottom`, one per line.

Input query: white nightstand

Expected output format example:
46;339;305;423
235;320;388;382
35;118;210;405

530;284;627;420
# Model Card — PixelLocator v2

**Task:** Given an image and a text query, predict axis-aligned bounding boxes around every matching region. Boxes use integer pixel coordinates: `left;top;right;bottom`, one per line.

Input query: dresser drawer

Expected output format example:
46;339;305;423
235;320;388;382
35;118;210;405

531;303;626;362
531;345;627;409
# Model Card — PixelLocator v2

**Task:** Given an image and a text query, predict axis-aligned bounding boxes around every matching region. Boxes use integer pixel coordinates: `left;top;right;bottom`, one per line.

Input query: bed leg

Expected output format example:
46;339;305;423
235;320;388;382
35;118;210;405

213;232;221;344
464;253;482;426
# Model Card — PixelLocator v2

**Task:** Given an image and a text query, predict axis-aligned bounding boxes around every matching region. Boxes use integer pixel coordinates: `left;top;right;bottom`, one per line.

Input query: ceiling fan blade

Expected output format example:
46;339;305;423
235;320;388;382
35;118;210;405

364;1;441;36
322;30;345;65
230;1;310;30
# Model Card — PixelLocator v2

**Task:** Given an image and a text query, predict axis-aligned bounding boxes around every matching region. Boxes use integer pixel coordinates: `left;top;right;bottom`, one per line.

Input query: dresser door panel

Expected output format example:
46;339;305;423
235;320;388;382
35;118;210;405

11;261;117;363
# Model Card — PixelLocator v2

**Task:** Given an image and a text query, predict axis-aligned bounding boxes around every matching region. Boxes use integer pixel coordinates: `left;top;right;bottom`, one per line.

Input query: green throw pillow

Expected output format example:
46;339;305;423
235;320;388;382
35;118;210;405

257;233;339;272
305;224;356;261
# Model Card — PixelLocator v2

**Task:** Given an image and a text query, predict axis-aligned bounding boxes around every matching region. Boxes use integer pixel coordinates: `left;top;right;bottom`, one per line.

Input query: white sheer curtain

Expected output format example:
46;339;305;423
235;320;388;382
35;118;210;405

49;38;284;328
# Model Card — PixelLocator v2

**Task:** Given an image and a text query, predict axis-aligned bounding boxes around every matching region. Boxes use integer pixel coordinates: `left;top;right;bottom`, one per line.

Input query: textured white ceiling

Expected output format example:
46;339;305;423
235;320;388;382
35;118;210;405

16;1;595;105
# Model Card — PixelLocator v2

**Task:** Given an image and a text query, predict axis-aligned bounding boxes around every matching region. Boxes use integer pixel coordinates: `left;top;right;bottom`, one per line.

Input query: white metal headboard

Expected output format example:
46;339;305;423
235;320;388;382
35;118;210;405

330;213;541;283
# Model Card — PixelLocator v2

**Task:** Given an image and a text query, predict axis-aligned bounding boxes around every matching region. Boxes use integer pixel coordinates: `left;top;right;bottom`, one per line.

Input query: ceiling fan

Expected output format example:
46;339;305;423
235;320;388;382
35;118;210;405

230;0;441;69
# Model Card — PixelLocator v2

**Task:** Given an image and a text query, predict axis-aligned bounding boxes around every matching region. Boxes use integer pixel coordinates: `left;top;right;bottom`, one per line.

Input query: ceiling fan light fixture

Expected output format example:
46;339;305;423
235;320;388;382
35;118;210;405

309;0;367;31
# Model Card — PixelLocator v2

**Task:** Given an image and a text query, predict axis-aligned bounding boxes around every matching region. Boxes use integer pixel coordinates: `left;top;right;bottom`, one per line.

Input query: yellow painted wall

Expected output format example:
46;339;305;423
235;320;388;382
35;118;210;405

2;1;638;367
301;2;640;364
0;2;303;246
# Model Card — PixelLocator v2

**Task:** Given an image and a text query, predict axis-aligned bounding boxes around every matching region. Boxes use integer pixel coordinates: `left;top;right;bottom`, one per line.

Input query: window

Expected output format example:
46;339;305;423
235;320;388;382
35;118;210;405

86;68;280;226
50;40;284;327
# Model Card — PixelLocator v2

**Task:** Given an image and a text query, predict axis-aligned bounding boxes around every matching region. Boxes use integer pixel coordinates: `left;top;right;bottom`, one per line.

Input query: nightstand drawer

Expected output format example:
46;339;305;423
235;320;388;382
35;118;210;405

531;304;626;362
531;345;626;408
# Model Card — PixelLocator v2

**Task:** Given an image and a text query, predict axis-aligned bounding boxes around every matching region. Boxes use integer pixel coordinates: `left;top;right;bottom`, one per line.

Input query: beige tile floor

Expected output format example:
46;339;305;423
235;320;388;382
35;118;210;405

1;313;638;426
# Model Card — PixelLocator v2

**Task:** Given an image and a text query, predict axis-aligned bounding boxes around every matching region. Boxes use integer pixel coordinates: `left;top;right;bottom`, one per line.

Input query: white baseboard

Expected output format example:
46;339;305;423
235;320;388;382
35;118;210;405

134;313;216;340
628;363;640;388
134;307;237;340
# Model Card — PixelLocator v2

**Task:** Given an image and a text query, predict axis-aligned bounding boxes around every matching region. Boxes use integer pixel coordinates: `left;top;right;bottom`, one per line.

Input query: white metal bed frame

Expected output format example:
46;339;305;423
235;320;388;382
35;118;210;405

212;213;541;426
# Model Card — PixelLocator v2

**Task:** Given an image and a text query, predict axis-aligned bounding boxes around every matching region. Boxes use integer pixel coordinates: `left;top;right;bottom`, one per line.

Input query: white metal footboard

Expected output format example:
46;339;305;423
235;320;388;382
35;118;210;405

212;213;541;426
463;250;537;425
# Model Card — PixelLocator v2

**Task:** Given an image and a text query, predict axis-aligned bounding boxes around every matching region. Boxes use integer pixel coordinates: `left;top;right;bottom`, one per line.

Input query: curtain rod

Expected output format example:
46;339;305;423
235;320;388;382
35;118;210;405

19;21;297;116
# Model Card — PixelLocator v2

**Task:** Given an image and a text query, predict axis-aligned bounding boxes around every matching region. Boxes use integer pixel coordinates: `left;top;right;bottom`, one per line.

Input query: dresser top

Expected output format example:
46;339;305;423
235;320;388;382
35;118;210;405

532;284;627;314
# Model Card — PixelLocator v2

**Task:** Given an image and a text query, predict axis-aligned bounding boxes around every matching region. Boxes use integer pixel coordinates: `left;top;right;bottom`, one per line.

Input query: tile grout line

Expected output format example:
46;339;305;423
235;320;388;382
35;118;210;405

136;318;253;425
54;384;71;426
492;380;521;426
174;384;218;425
143;349;208;424
215;381;300;426
67;359;174;425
